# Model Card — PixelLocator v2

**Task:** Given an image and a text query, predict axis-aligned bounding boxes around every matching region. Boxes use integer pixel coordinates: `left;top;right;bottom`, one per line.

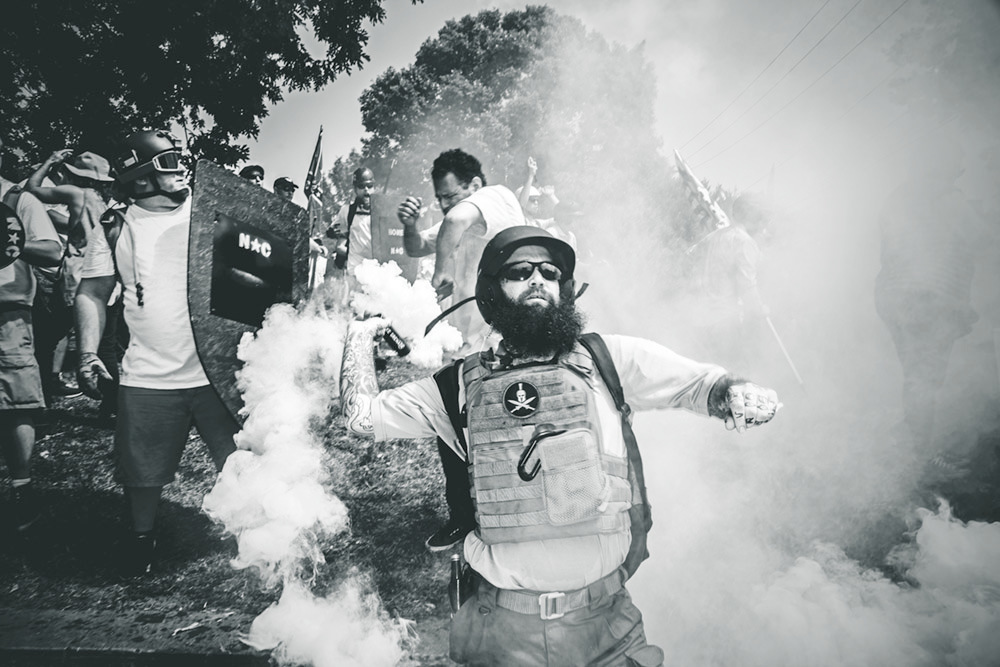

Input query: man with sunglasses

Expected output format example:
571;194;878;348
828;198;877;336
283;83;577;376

75;130;238;576
339;226;781;666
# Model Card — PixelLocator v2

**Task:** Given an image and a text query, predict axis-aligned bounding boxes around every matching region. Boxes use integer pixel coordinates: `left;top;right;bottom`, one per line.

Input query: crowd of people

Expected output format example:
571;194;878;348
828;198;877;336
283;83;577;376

3;107;991;667
0;127;790;666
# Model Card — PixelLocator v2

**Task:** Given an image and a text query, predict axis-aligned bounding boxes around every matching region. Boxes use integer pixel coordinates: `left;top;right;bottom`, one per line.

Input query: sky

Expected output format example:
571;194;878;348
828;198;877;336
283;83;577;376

246;0;950;205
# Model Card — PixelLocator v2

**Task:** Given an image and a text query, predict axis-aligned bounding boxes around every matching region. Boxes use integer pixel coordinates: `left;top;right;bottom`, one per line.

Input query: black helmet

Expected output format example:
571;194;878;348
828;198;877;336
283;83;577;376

115;130;184;184
240;164;265;180
475;225;575;325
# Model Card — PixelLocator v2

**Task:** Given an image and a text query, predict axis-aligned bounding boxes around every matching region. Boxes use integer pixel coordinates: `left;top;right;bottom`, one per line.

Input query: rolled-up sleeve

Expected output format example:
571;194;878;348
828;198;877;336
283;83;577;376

604;334;727;416
371;376;463;457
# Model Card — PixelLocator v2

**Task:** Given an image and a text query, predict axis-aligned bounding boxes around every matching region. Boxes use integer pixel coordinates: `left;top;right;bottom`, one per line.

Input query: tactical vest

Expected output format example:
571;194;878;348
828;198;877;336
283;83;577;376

462;345;632;544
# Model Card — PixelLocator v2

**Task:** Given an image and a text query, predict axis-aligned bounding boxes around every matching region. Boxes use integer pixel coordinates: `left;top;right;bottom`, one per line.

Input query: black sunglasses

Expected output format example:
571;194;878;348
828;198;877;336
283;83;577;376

499;260;562;282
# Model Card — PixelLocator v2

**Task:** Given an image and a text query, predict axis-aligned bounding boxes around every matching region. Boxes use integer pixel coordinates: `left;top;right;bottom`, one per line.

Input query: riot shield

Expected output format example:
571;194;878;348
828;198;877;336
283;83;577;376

189;160;310;422
369;192;422;282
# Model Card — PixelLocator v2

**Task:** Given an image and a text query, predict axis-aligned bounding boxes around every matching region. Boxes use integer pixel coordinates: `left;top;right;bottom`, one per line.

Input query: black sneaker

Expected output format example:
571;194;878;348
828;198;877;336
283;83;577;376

12;484;42;532
122;532;157;576
425;520;473;552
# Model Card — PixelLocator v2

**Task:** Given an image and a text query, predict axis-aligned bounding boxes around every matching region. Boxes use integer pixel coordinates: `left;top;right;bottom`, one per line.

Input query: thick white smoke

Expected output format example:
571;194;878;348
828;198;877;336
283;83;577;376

202;289;408;666
349;259;464;367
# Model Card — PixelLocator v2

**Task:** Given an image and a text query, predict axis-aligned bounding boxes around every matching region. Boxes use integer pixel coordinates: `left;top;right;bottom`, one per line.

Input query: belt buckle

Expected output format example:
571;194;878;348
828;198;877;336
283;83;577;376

539;591;566;620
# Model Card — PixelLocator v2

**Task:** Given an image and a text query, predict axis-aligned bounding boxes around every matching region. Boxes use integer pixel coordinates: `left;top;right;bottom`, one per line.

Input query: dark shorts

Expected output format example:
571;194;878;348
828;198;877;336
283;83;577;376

0;307;46;410
116;385;239;487
450;570;664;667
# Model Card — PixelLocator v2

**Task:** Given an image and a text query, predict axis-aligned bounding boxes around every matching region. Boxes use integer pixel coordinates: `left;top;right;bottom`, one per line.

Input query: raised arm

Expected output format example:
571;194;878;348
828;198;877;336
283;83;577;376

25;149;83;209
397;196;436;257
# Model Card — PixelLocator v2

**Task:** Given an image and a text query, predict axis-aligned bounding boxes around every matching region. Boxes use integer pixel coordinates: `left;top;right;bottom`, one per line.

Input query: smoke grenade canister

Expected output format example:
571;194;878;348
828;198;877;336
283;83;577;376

448;553;462;614
383;325;410;356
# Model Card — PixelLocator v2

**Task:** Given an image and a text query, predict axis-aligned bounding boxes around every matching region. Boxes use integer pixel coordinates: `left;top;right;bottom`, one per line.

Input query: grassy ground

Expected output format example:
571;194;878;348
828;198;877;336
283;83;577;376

0;359;456;665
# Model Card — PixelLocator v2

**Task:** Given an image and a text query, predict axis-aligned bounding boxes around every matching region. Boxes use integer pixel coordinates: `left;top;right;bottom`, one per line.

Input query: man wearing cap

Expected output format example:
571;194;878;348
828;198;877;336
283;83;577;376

238;164;265;185
273;177;298;202
26;149;120;408
75;130;238;575
339;226;781;666
0;137;64;533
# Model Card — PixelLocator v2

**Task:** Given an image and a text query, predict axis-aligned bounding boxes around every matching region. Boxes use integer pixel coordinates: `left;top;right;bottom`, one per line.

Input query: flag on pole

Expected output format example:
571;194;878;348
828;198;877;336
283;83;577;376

304;127;325;290
674;149;730;233
304;126;324;237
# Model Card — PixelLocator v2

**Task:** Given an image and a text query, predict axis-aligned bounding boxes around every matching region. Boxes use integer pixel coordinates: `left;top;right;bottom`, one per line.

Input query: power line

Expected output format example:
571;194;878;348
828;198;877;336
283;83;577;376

694;0;911;170
679;0;834;151
687;0;865;160
744;65;901;189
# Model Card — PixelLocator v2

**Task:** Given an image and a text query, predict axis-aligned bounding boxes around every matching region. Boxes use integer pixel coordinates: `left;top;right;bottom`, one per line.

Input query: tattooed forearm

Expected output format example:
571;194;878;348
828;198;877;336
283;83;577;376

341;322;380;435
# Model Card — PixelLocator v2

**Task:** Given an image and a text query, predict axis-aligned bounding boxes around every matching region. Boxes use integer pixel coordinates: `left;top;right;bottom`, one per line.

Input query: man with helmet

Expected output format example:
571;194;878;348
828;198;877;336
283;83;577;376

339;226;781;666
238;164;265;185
74;130;238;575
0;137;64;533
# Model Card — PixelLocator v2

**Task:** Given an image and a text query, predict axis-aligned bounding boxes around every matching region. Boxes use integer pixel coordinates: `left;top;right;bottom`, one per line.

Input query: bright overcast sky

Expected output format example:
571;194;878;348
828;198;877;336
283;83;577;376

247;0;963;206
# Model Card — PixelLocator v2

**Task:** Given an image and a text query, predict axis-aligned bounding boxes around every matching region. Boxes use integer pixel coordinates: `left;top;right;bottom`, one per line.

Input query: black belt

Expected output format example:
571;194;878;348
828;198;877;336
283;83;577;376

486;567;624;620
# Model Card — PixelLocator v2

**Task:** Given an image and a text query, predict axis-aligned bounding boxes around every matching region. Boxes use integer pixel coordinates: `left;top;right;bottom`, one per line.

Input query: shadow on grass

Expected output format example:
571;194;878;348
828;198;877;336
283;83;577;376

0;487;234;587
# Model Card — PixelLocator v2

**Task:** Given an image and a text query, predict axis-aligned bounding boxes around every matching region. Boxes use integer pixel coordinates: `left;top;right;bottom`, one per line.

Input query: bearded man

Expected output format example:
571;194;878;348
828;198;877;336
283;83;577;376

339;226;781;666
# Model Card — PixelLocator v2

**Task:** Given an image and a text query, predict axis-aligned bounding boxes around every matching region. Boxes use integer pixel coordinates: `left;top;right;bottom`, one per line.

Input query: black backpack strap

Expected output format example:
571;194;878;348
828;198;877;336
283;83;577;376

433;358;468;456
100;205;128;281
578;332;652;580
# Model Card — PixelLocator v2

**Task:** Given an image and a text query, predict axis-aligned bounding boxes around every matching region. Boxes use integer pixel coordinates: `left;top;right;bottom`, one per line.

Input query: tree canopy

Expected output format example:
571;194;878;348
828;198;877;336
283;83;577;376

336;6;681;257
1;0;420;175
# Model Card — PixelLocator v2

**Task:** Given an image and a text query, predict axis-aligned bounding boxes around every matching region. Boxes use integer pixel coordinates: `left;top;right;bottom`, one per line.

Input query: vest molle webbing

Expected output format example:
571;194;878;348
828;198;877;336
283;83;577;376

463;347;632;545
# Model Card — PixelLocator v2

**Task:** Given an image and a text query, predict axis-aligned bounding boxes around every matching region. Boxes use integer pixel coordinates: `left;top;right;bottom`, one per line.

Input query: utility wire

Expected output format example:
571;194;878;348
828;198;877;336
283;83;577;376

695;0;911;170
688;0;865;159
680;0;834;151
744;65;901;189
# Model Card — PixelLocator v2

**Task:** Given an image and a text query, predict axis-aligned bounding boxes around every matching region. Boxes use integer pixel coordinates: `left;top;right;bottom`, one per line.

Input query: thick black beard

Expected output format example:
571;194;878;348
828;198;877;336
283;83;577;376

490;286;585;358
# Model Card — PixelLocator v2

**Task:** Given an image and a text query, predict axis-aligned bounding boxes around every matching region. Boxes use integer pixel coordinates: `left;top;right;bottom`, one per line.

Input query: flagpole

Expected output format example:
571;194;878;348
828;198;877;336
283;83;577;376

305;126;324;290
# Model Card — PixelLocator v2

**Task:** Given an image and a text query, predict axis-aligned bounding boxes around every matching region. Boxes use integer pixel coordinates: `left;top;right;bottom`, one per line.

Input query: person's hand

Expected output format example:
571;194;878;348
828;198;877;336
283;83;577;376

397;196;423;227
47;149;73;166
724;382;780;432
309;238;328;257
527;156;537;175
76;352;113;400
348;316;390;341
431;272;455;301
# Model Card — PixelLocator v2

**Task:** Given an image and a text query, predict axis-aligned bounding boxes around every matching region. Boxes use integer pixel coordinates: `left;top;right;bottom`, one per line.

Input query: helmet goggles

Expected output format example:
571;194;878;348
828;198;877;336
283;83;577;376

150;150;184;173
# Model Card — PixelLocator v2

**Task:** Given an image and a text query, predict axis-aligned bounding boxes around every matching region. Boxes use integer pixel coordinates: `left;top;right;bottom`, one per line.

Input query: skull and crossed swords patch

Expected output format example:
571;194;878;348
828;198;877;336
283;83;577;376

503;381;540;418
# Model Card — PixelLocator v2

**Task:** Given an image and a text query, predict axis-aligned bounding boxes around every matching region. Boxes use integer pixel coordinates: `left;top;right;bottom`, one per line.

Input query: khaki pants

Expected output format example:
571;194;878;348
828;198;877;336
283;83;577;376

450;572;664;667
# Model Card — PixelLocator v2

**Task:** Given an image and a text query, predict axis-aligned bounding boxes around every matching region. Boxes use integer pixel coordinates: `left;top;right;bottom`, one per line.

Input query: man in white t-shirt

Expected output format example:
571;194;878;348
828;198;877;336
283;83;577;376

75;130;238;576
